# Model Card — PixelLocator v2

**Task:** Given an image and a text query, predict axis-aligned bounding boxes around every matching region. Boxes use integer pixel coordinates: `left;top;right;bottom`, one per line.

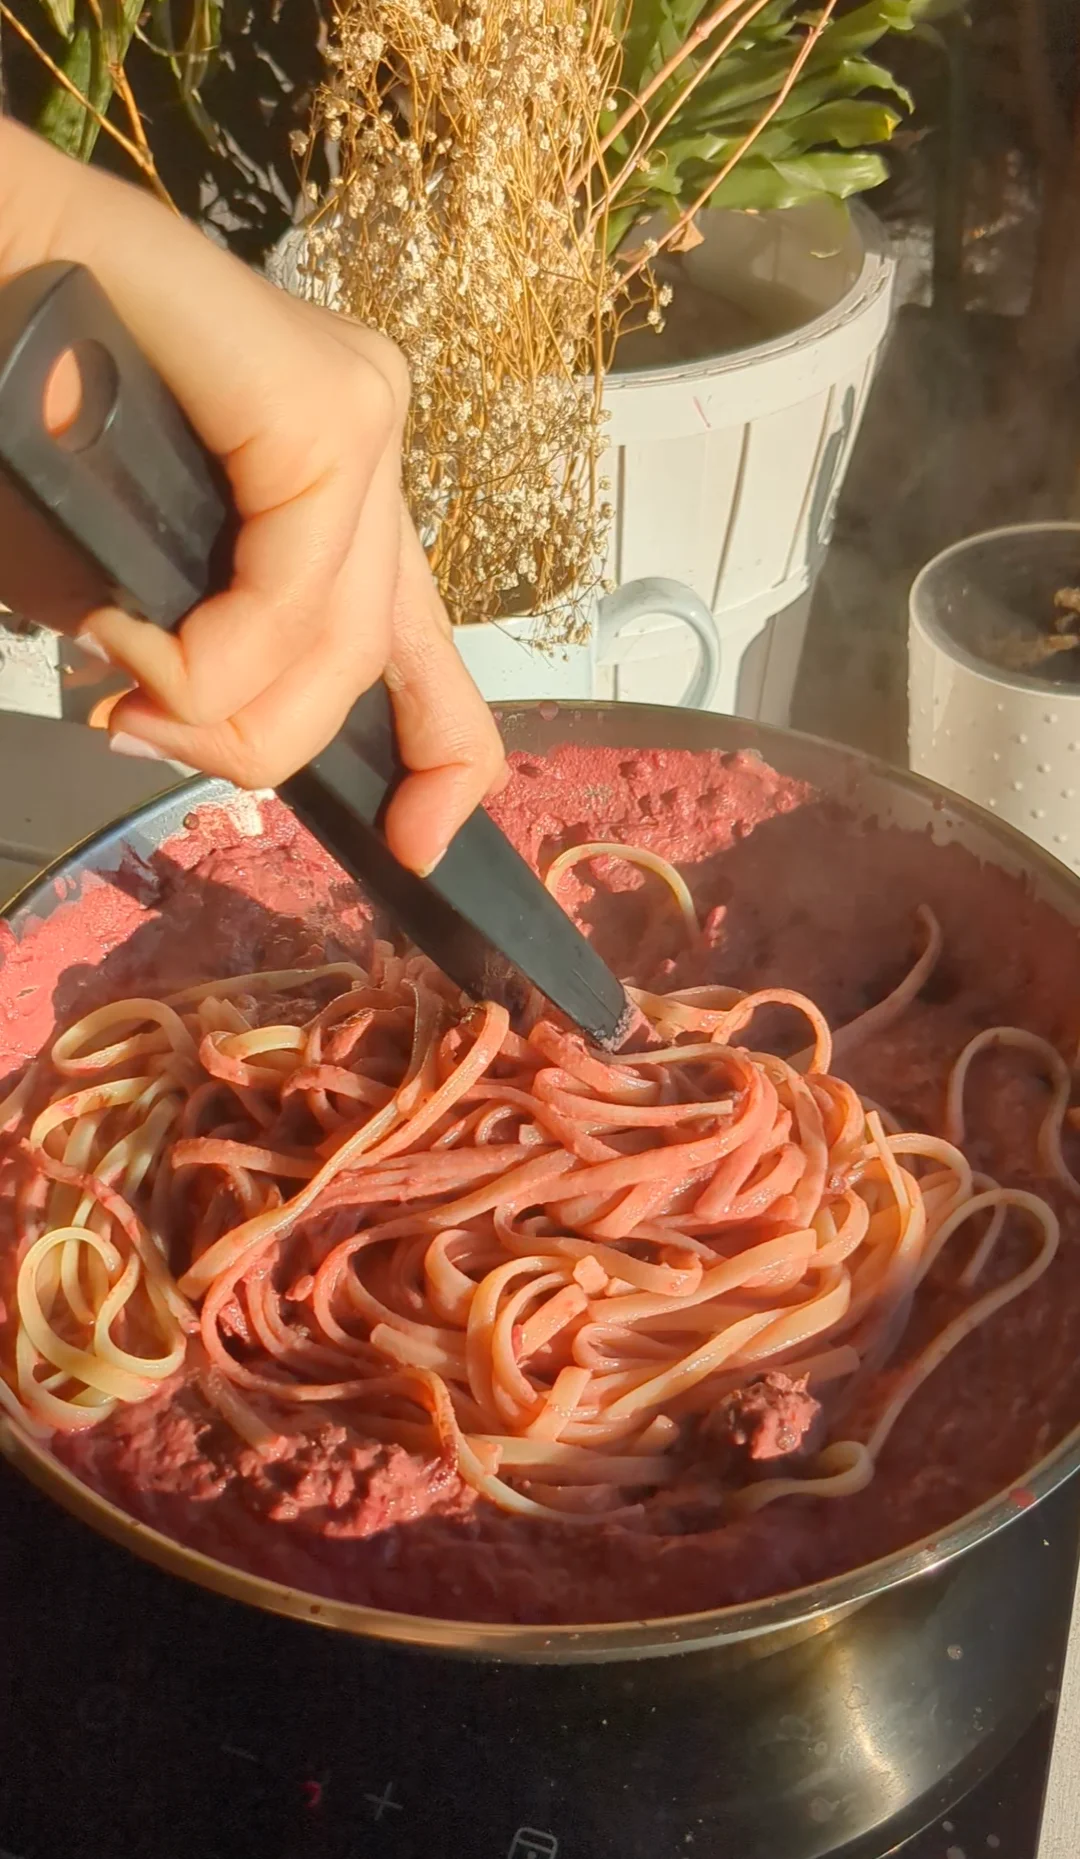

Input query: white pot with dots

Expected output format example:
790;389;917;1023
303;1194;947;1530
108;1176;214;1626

909;523;1080;872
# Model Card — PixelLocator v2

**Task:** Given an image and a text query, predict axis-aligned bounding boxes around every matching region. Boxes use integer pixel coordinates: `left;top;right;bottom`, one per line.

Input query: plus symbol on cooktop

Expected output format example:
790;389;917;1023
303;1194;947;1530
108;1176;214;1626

365;1781;404;1822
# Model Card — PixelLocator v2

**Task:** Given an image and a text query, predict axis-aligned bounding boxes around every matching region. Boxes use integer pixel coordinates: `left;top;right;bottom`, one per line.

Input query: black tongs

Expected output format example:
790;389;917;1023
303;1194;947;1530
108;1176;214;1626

0;261;630;1047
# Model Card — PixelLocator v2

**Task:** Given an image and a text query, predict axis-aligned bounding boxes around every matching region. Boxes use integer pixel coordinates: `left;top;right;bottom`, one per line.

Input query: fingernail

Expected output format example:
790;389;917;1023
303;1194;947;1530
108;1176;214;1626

414;847;447;879
89;689;132;731
76;631;111;665
109;732;164;762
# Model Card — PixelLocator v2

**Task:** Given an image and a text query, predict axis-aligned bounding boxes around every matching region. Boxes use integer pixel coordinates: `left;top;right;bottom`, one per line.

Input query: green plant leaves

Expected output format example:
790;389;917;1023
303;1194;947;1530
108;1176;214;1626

606;0;934;250
33;0;76;38
706;147;889;209
147;0;224;142
773;56;914;117
27;0;225;163
768;98;900;149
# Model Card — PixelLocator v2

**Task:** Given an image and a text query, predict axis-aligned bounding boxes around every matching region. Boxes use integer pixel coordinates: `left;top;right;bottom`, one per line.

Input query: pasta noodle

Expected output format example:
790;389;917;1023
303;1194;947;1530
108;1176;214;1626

0;856;1068;1529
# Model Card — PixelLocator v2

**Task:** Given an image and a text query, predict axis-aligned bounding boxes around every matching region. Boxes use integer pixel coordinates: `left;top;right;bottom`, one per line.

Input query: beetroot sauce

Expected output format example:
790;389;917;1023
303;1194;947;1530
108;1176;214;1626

3;746;1080;1627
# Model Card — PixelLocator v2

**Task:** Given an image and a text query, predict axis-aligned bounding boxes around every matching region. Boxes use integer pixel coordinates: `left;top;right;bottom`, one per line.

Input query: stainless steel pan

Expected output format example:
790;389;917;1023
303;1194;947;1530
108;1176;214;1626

2;701;1079;1673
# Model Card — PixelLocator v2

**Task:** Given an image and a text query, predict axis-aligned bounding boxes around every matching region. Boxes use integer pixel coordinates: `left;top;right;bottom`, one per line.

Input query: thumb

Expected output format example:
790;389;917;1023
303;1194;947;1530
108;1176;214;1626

381;519;508;874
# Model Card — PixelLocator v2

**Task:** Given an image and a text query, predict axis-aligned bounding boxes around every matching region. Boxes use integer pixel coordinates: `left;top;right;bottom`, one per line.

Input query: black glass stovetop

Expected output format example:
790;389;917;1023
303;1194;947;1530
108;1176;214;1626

0;1458;1073;1859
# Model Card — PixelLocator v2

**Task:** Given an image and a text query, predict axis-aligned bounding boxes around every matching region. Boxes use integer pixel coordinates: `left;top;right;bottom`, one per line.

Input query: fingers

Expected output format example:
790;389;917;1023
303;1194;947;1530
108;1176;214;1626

106;607;385;787
381;519;507;873
82;444;379;726
106;449;404;785
76;339;404;728
107;504;506;881
108;645;365;787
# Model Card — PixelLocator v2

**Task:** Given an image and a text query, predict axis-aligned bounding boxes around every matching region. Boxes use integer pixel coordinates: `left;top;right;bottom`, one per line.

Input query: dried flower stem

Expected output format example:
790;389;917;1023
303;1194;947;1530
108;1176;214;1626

0;3;136;155
303;0;841;634
573;0;749;189
588;0;776;238
86;0;178;210
310;0;623;636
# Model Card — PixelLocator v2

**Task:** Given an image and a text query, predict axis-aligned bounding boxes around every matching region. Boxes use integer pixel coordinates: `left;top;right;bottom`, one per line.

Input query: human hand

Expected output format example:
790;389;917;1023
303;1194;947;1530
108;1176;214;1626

0;122;506;874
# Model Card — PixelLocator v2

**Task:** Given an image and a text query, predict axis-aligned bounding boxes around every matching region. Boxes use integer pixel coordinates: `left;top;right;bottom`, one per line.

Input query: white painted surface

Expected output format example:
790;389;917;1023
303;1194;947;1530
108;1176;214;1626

1039;1526;1080;1858
1039;1532;1080;1857
601;202;896;722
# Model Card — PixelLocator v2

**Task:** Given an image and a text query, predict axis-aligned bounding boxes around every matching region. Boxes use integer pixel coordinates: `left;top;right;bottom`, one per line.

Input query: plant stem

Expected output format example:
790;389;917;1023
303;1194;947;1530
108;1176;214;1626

1;2;134;156
590;0;774;234
35;0;141;161
1;0;175;206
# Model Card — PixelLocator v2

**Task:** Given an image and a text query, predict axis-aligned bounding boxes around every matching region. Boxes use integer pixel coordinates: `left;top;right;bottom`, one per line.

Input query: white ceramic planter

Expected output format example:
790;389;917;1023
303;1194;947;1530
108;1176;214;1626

454;577;720;707
269;198;895;726
600;201;896;723
909;523;1080;874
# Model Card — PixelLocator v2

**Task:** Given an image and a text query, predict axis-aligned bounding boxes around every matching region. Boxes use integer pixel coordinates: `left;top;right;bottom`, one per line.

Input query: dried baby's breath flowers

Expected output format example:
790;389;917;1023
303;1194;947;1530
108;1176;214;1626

302;0;837;637
305;0;624;639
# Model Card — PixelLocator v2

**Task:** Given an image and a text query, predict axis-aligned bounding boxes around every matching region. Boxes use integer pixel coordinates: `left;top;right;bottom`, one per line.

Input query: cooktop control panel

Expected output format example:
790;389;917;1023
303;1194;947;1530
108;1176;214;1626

0;1463;1065;1859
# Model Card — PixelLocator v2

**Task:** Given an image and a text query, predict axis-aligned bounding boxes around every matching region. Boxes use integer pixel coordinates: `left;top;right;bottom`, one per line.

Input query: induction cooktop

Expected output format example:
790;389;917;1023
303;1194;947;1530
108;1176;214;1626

1;1457;1074;1859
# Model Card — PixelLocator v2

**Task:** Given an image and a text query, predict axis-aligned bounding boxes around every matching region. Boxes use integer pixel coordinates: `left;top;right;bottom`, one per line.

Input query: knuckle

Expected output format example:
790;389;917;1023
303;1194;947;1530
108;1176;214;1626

379;338;412;414
195;700;234;730
484;743;508;789
478;706;506;769
225;741;283;790
458;731;505;799
346;321;410;412
169;686;236;731
340;343;409;445
179;717;280;790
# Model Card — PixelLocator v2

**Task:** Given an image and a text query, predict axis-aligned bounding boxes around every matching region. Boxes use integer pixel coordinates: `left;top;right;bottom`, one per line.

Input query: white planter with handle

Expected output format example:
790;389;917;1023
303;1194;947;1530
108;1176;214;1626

269;198;893;724
599;201;896;723
454;577;720;708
